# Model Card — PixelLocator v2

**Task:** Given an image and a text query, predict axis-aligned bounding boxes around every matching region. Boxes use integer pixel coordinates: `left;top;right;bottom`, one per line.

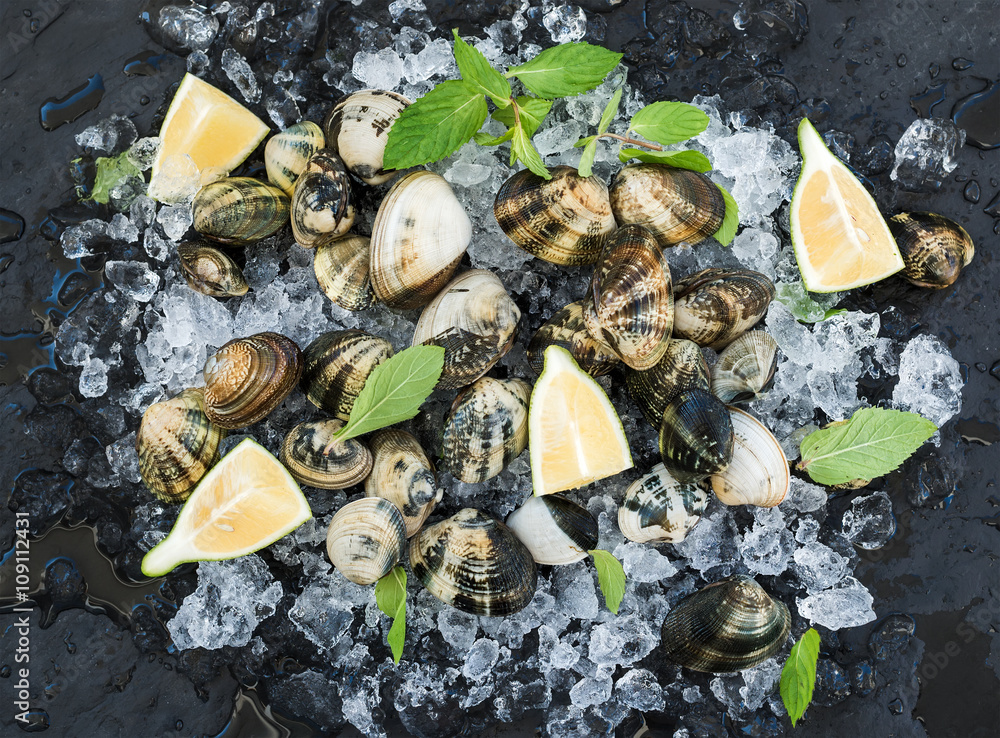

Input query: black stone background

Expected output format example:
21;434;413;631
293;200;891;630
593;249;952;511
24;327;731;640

0;0;997;736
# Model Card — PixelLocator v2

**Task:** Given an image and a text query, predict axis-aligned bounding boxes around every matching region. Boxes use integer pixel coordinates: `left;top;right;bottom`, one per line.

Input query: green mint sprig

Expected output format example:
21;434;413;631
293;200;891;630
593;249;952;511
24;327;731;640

589;549;626;615
797;407;937;486
375;566;407;663
84;150;142;204
780;628;820;727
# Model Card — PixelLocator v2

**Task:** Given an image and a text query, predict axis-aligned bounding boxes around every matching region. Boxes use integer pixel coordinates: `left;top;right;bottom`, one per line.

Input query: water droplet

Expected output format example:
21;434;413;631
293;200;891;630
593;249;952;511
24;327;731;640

834;36;845;49
29;18;39;32
984;191;1000;218
879;91;888;100
896;54;907;67
22;8;31;16
956;418;1000;446
39;74;105;131
975;362;987;373
175;720;184;731
0;208;25;244
929;63;941;78
952;57;974;71
140;95;150;105
910;83;947;117
990;360;1000;382
888;698;903;715
993;218;1000;235
963;180;981;203
0;665;11;678
952;79;1000;150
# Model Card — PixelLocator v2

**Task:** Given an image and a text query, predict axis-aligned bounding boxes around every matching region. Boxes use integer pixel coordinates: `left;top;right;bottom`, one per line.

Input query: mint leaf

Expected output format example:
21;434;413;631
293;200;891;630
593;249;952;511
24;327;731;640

629;102;709;145
383;80;487;169
387;602;406;663
712;183;739;246
376;567;407;664
474;128;516;146
589;549;625;614
617;148;712;172
451;29;511;105
824;308;847;319
493;96;553;138
86;151;142;205
774;282;841;323
333;345;445;442
511;124;550;179
797;407;937;486
780;628;820;727
507;43;622;98
573;135;597;149
577;138;598;178
598;87;623;135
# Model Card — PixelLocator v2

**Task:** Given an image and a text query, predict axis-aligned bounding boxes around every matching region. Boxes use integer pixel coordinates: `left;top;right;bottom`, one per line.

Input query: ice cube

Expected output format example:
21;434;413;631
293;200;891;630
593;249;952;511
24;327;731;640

289;579;370;652
186;50;210;75
402;38;456;84
614;542;678;583
129;195;157;230
842;491;896;550
60;219;109;259
79;356;108;398
739;657;782;711
890;118;965;191
614;668;664;711
143;226;172;262
543;5;588;44
222;48;260;103
106;432;142;484
792;541;848;593
127;137;162;172
156;203;194;241
730;227;780;278
104;260;161;302
797;576;876;630
462;638;500;681
568;666;614;708
437;609;479;653
159;4;219;51
75;114;138;155
588;615;658;666
781;476;828;513
107;213;140;243
892;333;963;429
352;48;404;91
151;154;200;204
738;506;795;577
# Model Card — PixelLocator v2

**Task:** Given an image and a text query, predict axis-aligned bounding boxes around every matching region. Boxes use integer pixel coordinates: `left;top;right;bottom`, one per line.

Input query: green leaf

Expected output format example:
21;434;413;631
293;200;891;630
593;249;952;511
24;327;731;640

824;308;847;319
774;282;842;323
797;407;938;486
387;602;406;664
617;148;712;172
711;183;739;247
85;151;142;205
589;549;626;615
383;80;487;170
332;345;445;443
628;101;710;145
510;124;550;179
573;135;597;149
507;43;622;98
451;29;511;105
598;87;623;135
492;96;553;138
376;567;407;664
577;138;598;178
780;628;820;727
474;128;516;146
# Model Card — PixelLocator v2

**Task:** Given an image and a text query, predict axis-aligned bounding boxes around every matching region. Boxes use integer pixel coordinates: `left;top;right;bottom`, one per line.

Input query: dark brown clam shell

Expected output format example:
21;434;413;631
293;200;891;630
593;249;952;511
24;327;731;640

301;330;393;421
192;177;290;246
888;212;975;289
710;330;778;405
291;149;355;249
314;234;375;311
323;90;412;185
527;300;620;377
365;429;440;537
625;338;710;428
619;463;707;544
280;419;373;490
505;494;599;565
672;268;775;350
177;242;249;297
658;388;734;483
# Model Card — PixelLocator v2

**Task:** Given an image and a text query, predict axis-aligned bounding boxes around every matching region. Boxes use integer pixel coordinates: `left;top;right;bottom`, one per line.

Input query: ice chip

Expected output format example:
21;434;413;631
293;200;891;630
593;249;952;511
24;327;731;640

437;609;479;653
186;50;210;75
106;432;142;484
143;226;172;262
738;506;795;577
152;153;200;204
79;357;109;398
569;666;614;708
842;491;896;550
543;5;588;43
159;5;220;51
781;476;828;513
615;542;678;583
892;333;963;429
129;195;157;230
107;213;140;243
792;541;848;593
615;668;664;711
890;118;965;191
352;48;404;91
157;203;194;241
462;638;500;681
60;219;109;259
797;576;876;630
402;38;456;84
222;48;261;103
75;114;138;155
127;137;162;172
104;260;161;302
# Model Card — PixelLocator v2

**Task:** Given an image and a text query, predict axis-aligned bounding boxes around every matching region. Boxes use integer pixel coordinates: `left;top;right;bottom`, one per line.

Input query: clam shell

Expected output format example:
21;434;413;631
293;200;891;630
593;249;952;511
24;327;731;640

441;377;531;484
710;408;789;507
364;429;441;537
301;330;393;421
136;388;226;503
281;419;373;490
658;388;734;483
619;463;707;544
326;497;407;585
192;177;290;246
202;332;302;429
625;338;710;429
314;234;375;311
265;121;325;196
527;300;620;377
888;211;975;289
583;224;674;371
609;164;725;247
323;89;412;185
369;170;472;309
177;242;249;297
505;494;599;565
660;575;790;673
673;269;775;350
409;508;538;616
411;270;521;390
290;149;355;249
710;330;778;405
493;165;617;265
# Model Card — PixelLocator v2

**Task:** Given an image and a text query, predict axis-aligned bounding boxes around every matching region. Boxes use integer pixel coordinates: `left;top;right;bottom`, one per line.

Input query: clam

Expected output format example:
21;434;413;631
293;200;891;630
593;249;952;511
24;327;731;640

326;498;407;585
290;149;355;249
281;419;373;489
493;165;617;265
409;508;537;616
672;269;775;350
314;234;375;311
527;300;620;377
625;338;710;429
177;242;249;297
609;164;725;247
192;177;290;246
711;407;789;507
265;121;325;196
441;377;531;484
301;330;393;421
660;575;790;673
711;330;778;405
658;388;734;483
582;224;674;371
505;494;599;565
364;429;441;537
888;212;975;289
411;270;521;390
136;388;226;503
369;170;472;309
202;332;302;429
323;89;412;185
618;463;707;544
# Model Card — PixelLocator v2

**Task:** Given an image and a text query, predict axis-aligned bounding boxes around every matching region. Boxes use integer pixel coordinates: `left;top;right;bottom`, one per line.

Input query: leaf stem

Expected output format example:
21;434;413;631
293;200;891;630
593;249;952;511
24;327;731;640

601;132;664;150
510;97;522;129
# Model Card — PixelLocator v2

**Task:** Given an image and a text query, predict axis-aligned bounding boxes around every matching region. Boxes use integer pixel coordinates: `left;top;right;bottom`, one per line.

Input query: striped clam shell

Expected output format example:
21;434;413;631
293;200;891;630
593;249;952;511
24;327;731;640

314;234;375;311
493;165;616;266
711;330;778;405
672;269;775;351
409;508;538;616
505;494;599;565
888;211;975;289
301;330;393;421
660;575;790;673
192;177;290;246
583;224;674;371
658;388;734;484
290;148;355;249
326;498;407;585
323;89;412;185
527;299;620;377
202;332;302;429
177;242;249;297
136;388;226;503
364;429;441;537
441;377;531;484
625;338;710;429
710;408;789;507
280;419;373;490
265;120;325;196
619;463;707;544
